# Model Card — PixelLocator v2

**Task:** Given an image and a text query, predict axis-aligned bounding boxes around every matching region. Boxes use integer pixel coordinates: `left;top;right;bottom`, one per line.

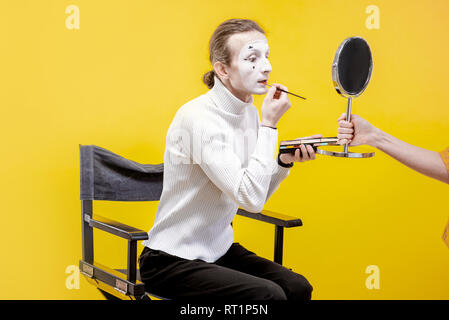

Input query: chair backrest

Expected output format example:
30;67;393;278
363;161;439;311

79;145;164;201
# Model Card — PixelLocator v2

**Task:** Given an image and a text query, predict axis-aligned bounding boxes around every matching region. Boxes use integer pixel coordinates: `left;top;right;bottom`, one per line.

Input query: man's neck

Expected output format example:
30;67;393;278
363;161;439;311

221;79;251;103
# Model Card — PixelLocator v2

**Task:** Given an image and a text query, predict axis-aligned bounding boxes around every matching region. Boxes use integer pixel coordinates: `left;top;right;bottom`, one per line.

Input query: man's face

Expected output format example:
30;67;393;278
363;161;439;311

227;31;272;95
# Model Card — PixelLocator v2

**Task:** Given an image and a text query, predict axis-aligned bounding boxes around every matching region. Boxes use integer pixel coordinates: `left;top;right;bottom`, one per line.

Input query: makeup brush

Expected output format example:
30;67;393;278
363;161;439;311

267;84;306;100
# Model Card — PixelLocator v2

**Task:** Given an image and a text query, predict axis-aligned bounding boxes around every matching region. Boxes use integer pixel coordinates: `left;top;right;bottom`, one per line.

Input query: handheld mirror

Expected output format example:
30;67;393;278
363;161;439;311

317;36;375;158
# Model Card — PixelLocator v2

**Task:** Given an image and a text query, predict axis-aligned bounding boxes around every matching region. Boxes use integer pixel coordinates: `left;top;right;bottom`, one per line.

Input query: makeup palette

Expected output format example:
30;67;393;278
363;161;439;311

279;137;338;154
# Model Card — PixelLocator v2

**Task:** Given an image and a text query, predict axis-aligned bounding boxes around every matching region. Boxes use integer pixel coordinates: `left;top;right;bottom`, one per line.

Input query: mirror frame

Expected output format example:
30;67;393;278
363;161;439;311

332;36;373;98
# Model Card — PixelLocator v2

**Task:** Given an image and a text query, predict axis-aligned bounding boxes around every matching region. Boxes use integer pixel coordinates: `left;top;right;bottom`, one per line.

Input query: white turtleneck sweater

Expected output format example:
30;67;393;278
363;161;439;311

143;76;291;263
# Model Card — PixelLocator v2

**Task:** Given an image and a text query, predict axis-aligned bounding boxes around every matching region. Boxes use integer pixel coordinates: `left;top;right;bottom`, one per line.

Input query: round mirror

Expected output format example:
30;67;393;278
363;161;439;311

332;37;373;98
316;36;375;158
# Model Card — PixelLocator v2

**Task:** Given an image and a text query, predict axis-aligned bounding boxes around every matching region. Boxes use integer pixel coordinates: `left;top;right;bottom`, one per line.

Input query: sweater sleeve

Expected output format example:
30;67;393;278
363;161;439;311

264;158;291;202
188;120;279;213
253;112;291;203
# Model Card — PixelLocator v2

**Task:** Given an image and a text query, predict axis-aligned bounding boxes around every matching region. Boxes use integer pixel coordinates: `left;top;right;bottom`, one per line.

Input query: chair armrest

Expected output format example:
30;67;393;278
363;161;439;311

87;214;149;241
236;208;302;227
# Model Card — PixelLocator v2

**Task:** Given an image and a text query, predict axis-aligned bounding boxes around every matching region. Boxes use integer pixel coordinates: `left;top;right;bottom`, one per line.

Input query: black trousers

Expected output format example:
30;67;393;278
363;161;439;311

138;242;313;301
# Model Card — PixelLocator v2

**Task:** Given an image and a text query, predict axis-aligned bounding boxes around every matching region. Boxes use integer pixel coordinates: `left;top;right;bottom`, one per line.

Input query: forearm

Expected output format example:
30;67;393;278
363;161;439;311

264;159;290;202
370;129;449;184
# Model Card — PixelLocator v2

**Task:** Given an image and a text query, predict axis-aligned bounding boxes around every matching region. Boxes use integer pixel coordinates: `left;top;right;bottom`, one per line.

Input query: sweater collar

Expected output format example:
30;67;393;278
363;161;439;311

207;75;253;115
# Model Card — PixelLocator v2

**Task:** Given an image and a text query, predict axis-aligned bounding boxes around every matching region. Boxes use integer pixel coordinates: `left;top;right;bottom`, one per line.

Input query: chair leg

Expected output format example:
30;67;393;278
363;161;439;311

127;240;137;282
81;200;94;264
274;225;284;265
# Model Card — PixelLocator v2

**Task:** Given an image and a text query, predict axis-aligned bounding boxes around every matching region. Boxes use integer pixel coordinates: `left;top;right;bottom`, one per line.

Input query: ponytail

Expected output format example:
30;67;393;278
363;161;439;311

202;70;215;89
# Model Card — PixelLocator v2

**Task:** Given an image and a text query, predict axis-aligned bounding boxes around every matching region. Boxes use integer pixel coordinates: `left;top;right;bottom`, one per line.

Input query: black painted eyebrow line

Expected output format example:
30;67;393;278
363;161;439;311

245;49;270;56
243;44;270;58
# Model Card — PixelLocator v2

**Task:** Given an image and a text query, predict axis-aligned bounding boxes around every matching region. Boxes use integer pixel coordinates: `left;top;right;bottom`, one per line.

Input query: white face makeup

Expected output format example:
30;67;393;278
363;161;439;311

237;39;272;95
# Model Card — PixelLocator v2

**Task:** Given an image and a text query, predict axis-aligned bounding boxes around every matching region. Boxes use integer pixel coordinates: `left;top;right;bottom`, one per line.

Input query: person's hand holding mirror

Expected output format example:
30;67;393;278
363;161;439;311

337;113;378;147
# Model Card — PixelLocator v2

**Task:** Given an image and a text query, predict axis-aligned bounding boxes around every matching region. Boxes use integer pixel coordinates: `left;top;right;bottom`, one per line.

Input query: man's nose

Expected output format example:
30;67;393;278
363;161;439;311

261;58;272;73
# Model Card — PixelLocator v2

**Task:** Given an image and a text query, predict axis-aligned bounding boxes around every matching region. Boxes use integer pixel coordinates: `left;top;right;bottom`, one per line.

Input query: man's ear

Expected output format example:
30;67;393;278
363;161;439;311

213;61;229;80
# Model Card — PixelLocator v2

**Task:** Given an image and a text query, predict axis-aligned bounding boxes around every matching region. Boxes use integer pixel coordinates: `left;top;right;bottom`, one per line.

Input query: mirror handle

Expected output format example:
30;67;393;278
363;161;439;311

343;97;352;153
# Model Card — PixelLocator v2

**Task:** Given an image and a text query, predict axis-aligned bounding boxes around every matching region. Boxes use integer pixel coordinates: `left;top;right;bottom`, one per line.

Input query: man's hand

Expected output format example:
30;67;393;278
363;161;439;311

261;84;292;128
279;134;322;164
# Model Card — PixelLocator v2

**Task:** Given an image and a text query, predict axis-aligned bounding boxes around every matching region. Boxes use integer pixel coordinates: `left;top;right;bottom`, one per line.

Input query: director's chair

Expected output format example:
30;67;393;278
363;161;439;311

79;144;303;300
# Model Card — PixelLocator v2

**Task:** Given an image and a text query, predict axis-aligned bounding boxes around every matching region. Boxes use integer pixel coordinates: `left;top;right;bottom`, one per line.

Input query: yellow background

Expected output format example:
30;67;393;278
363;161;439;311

1;0;448;299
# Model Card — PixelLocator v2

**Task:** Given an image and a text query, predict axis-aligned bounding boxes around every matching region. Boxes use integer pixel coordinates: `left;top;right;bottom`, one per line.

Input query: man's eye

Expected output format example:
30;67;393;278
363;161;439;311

248;57;256;62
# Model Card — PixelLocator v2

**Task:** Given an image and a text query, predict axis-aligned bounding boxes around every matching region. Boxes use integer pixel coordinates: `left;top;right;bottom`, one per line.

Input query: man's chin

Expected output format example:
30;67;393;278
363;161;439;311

252;87;269;95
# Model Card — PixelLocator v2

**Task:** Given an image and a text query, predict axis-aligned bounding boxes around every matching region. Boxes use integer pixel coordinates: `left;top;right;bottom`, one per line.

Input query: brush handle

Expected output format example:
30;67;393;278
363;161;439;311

267;84;306;100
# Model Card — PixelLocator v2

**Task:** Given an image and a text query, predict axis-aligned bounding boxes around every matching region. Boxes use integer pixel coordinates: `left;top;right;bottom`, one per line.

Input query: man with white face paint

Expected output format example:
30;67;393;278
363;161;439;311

140;19;316;301
237;38;272;95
